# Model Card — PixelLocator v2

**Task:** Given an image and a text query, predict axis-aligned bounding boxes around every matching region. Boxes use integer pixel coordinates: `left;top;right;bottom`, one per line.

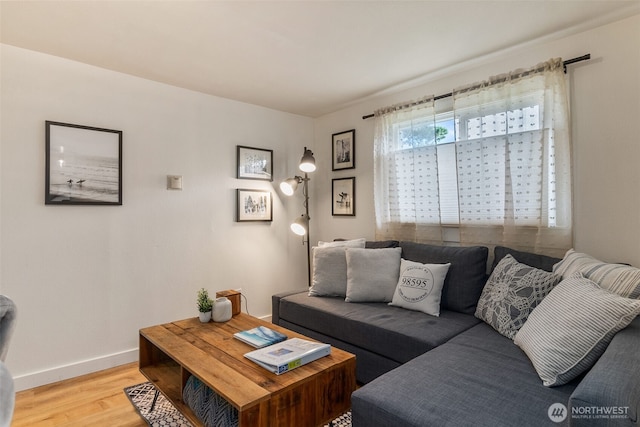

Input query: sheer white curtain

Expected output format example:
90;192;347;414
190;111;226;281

373;97;445;244
373;58;572;255
453;58;571;255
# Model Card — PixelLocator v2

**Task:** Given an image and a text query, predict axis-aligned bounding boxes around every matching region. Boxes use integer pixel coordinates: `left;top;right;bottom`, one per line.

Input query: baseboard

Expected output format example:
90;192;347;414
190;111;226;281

14;315;273;392
13;348;138;392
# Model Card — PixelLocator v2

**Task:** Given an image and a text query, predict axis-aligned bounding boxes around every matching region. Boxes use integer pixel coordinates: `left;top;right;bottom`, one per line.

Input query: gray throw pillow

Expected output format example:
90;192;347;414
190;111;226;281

308;247;351;297
514;272;640;387
475;254;561;339
345;248;402;302
553;249;640;298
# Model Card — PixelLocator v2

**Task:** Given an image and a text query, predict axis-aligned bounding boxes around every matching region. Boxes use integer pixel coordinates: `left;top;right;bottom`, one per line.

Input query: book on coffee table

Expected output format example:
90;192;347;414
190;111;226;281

244;338;331;375
234;325;288;348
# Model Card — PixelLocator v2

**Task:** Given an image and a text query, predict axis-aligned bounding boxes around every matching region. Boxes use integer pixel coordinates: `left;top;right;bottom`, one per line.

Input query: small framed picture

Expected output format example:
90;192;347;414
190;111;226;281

45;121;123;205
237;145;273;181
236;189;272;222
332;129;355;171
332;177;355;216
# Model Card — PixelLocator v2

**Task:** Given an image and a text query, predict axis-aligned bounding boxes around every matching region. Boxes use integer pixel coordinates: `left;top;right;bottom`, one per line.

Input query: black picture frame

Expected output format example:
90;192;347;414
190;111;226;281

236;189;272;222
332;177;355;216
332;129;355;171
45;121;123;205
237;145;273;181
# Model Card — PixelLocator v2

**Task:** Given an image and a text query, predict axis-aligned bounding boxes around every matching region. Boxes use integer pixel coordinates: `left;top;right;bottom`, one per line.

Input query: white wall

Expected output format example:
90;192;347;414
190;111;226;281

0;44;313;390
312;14;640;267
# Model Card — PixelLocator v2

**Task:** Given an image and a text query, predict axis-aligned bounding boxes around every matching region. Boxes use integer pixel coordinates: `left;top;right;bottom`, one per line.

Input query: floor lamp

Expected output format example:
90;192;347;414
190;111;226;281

280;147;316;287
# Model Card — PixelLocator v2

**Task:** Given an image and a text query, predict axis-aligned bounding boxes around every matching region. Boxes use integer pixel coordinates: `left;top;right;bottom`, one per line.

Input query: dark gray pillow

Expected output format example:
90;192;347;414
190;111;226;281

365;240;400;249
492;246;561;273
399;242;488;314
476;254;561;339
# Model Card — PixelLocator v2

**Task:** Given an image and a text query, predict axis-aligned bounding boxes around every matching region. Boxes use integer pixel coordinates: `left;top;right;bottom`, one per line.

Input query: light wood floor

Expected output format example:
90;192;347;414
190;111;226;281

12;362;148;427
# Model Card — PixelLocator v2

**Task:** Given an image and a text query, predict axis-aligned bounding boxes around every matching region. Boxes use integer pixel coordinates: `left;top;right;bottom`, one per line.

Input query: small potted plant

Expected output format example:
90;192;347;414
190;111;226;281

197;288;213;322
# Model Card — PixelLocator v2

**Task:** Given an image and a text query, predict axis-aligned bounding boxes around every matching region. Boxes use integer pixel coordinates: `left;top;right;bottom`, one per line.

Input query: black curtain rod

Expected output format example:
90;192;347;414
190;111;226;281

362;54;590;120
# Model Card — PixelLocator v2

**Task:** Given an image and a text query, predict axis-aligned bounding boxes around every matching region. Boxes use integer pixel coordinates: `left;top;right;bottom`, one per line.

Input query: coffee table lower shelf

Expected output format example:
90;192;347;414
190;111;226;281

138;362;200;426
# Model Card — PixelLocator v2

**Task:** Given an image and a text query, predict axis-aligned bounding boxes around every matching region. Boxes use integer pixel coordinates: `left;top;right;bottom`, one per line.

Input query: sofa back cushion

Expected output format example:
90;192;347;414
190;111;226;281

492;246;561;273
399;242;488;314
365;240;400;249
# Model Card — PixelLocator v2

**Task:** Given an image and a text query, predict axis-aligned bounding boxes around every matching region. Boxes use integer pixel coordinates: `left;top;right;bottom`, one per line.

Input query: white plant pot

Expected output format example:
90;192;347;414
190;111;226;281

198;311;212;323
213;297;232;322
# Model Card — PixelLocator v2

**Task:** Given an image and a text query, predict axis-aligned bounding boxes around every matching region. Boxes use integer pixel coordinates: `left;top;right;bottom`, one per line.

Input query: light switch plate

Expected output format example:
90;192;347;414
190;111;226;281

167;175;183;190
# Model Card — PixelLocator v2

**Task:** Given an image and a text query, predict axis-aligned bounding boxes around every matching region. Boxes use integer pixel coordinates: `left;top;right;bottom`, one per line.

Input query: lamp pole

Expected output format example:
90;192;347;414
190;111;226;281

302;172;311;287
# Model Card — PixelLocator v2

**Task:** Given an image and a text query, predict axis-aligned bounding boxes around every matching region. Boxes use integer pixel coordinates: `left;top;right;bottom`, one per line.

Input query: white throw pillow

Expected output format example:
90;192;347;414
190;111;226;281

318;238;366;248
308;247;350;297
553;249;640;298
345;248;402;303
514;272;640;387
389;259;451;316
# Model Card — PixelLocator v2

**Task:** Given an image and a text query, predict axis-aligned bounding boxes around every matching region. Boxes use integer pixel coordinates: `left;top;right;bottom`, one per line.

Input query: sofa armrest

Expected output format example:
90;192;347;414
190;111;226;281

569;316;640;426
271;290;306;325
0;361;14;427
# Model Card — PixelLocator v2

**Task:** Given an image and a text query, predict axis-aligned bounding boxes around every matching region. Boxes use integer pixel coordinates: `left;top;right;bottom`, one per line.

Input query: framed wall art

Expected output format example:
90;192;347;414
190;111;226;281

237;145;273;181
45;121;123;205
332;177;355;216
332;129;355;171
236;189;272;222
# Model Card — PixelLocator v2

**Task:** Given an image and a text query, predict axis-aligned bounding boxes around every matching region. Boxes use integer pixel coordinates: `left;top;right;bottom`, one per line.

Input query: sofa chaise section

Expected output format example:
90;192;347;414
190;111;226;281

352;321;578;427
352;316;640;427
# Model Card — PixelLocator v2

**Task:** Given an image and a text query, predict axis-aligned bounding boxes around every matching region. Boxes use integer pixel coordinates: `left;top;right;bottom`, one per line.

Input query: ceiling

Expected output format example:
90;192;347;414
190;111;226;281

1;1;639;117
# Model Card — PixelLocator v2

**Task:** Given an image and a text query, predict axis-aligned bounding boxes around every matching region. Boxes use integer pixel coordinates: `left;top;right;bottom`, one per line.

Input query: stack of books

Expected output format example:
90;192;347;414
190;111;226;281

234;326;331;375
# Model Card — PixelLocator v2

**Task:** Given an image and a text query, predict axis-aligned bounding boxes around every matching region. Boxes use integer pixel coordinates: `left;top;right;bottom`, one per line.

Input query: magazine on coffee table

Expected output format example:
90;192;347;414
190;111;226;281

244;338;331;375
234;325;288;348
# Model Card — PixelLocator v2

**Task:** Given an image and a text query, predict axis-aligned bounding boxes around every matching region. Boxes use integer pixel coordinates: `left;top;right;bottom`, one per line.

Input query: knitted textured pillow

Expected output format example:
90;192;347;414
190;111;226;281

475;254;561;339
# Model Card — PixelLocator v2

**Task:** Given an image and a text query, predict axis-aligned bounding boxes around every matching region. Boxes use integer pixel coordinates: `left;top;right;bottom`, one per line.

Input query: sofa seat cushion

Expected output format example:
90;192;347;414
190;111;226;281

278;292;479;364
352;322;577;427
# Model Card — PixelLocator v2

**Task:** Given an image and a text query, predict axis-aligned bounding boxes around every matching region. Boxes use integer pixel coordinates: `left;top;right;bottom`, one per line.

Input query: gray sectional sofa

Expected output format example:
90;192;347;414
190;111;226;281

272;241;640;426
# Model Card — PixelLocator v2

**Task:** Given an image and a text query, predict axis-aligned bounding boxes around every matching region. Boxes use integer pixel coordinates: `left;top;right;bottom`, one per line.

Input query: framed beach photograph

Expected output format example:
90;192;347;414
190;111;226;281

332;177;355;216
45;121;123;205
237;145;273;181
236;189;272;222
332;129;355;171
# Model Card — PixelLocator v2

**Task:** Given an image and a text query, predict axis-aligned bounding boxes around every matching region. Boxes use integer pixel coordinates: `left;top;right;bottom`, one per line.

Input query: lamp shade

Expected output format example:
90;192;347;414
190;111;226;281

291;215;308;236
280;177;299;196
299;148;316;173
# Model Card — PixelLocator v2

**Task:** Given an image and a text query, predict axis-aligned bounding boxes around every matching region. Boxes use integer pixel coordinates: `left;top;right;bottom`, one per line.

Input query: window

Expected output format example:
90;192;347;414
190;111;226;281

374;59;572;254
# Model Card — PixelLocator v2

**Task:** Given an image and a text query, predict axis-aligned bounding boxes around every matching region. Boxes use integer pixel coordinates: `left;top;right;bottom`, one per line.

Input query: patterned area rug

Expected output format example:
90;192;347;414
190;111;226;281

124;382;352;427
327;410;352;427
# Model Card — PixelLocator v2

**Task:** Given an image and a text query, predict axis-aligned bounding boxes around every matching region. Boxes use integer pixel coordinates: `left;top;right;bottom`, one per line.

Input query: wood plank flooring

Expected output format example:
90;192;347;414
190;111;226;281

12;362;148;427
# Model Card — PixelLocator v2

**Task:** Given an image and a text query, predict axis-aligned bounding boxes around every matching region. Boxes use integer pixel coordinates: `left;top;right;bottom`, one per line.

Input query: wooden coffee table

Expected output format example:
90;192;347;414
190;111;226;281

139;313;356;426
